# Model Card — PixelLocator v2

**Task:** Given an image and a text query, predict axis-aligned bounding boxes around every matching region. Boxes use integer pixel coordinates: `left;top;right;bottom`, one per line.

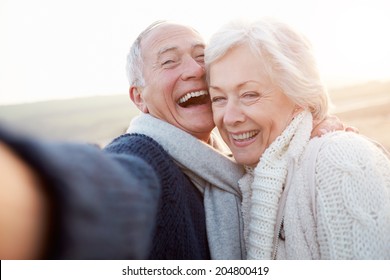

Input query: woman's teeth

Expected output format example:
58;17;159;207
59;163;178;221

231;131;259;141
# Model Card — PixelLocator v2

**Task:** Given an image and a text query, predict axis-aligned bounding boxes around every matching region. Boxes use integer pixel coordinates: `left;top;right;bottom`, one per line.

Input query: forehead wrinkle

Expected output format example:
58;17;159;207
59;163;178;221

237;80;261;88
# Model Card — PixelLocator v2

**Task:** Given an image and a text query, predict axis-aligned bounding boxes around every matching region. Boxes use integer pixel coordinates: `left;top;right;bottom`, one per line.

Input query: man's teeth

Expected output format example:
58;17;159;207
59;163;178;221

232;131;259;141
178;90;208;104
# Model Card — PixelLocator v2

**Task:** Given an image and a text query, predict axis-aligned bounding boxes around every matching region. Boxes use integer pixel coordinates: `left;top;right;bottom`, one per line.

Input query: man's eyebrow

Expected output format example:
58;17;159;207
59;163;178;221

158;46;178;56
158;42;205;56
193;42;205;49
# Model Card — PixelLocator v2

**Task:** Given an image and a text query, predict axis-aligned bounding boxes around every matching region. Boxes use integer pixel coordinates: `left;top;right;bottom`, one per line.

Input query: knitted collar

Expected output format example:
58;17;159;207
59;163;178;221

241;111;312;259
127;113;246;259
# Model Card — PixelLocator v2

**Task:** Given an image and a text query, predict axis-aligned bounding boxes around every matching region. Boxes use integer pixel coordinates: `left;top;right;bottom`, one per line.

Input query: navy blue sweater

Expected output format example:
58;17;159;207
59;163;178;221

105;133;210;260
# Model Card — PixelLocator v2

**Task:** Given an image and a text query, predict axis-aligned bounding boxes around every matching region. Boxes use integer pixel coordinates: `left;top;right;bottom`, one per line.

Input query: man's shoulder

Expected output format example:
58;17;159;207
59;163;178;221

104;133;175;169
105;133;165;154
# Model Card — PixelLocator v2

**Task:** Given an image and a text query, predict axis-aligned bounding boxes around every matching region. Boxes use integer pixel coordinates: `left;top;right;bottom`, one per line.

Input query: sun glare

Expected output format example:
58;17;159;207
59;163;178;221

309;2;390;86
1;0;389;104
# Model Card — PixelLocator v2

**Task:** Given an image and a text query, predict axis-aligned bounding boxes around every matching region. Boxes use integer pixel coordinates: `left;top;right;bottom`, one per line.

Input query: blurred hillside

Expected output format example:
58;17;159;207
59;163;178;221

0;80;389;149
0;94;139;146
328;80;390;150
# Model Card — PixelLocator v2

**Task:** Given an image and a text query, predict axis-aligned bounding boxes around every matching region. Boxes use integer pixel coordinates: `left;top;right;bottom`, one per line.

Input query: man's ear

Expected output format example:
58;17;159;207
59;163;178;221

129;86;148;113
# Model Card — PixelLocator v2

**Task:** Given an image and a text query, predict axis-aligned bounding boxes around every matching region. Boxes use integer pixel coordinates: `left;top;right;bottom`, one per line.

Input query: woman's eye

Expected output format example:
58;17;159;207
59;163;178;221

242;92;259;98
211;96;226;103
241;92;261;105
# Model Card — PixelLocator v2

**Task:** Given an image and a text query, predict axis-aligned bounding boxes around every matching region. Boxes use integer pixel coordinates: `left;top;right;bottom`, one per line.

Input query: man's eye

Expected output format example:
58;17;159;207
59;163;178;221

196;54;205;61
162;60;175;66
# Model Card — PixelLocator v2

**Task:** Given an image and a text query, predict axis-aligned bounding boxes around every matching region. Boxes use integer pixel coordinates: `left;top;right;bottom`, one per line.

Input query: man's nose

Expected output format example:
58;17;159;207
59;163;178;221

181;57;205;80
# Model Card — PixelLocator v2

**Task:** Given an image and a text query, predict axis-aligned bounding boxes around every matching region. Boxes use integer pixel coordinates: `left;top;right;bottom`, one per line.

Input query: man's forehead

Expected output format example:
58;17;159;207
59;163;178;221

141;23;204;54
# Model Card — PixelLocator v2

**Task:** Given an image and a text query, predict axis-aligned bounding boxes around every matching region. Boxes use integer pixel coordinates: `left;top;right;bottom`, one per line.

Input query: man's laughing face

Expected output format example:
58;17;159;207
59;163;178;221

134;23;214;142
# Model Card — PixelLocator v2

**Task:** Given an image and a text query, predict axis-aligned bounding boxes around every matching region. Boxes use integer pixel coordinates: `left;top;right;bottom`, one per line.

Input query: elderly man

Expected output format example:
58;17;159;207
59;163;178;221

0;20;344;260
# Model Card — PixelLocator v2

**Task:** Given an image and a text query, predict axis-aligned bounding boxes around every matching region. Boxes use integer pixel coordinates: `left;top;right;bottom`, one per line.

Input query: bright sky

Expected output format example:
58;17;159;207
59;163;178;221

1;0;389;105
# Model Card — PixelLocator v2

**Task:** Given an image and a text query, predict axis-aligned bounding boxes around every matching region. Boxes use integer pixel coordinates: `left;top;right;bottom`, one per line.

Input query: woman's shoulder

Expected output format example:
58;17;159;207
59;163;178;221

302;131;390;197
308;131;389;165
307;132;390;259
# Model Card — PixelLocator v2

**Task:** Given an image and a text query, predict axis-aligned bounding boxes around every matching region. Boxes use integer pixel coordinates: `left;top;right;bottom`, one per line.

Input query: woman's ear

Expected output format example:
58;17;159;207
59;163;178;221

129;86;148;113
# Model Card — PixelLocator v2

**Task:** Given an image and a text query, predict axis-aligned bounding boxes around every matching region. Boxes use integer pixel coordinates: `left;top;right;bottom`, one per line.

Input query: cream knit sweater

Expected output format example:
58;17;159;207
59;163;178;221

240;111;390;259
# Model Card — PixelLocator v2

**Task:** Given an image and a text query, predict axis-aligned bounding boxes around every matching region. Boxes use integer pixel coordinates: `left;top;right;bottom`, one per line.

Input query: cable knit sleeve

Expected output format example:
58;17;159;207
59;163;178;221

314;132;390;259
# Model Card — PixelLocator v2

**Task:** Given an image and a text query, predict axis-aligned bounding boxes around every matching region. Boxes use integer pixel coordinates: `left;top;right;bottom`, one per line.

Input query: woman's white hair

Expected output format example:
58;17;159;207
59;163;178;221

205;18;330;120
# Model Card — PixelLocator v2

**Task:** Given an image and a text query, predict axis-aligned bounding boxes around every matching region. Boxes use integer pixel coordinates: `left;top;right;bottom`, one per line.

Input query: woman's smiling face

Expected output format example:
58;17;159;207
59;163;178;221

209;44;297;166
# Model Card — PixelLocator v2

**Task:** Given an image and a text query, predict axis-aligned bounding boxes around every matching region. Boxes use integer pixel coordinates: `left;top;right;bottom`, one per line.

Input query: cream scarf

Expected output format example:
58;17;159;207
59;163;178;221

127;113;246;259
239;111;312;259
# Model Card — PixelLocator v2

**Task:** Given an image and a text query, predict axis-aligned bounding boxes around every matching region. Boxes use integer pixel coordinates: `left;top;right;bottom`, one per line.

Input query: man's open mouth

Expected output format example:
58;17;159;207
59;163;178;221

177;90;209;108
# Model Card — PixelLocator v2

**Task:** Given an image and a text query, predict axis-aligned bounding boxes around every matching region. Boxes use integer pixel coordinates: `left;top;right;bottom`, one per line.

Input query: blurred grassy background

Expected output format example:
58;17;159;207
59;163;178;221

0;94;138;146
329;80;390;150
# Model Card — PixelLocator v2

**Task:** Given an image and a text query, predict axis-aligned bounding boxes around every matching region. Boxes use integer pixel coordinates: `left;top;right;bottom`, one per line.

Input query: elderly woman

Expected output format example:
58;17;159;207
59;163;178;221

205;18;390;259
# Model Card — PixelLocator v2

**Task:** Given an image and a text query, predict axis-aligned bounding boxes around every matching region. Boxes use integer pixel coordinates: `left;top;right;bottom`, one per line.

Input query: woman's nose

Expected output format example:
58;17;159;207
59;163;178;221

223;100;245;127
